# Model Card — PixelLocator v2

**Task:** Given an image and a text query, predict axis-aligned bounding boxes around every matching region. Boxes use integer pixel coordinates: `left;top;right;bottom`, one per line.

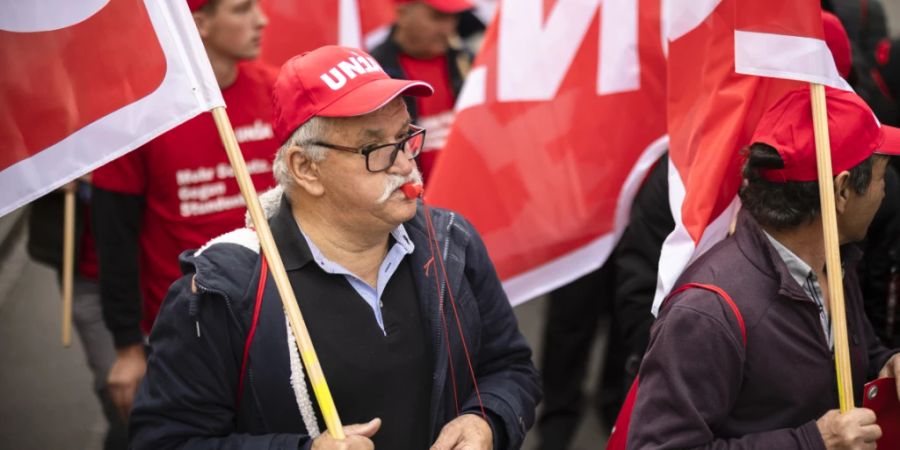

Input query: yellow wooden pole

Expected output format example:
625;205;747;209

61;186;75;347
210;107;345;438
809;83;854;411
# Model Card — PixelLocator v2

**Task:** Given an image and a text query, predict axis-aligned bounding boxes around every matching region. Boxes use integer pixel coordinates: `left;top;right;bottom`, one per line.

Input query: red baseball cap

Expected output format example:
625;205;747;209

395;0;474;14
272;45;433;144
187;0;209;12
751;86;900;183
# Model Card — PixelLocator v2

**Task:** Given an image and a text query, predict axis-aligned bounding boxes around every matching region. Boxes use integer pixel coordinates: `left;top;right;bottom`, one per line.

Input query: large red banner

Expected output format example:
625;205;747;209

426;0;667;304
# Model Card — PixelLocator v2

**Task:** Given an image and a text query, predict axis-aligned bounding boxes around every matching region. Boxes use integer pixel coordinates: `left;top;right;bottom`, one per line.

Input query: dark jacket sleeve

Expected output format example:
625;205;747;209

627;290;826;450
129;275;309;450
614;154;675;359
92;185;145;348
456;217;542;450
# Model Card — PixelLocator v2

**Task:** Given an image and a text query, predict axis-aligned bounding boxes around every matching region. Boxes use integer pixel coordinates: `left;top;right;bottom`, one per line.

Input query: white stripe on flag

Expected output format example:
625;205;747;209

651;157;741;315
734;30;852;91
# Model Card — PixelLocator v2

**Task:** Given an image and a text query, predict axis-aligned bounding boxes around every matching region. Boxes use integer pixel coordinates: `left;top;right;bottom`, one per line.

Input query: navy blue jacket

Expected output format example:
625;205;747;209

130;198;541;449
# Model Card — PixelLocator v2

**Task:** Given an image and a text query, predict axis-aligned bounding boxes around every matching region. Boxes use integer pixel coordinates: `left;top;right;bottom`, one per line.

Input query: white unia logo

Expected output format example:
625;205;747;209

234;120;274;144
320;54;384;91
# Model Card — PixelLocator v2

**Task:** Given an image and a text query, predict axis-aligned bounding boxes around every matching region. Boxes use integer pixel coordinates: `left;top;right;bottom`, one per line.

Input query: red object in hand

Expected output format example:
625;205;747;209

863;377;899;449
400;183;423;199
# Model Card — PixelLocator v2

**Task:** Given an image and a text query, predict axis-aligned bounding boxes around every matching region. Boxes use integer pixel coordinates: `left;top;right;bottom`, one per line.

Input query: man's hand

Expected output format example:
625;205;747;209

816;408;882;450
877;353;900;401
107;343;146;422
311;418;381;450
430;414;493;450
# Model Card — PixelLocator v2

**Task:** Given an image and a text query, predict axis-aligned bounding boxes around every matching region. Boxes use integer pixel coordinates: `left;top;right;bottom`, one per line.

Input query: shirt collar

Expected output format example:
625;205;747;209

762;231;816;289
299;223;415;269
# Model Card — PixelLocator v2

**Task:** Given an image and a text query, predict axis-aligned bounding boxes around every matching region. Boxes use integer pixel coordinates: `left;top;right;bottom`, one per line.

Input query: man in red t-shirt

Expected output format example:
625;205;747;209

91;0;276;421
370;0;474;184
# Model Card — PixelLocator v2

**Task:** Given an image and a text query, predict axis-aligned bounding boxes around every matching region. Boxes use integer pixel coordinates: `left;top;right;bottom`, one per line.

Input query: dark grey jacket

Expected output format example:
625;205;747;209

628;211;898;450
129;197;540;449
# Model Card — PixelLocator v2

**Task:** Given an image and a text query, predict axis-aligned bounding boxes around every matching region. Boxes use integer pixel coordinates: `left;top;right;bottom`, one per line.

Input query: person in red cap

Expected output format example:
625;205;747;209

626;86;900;450
128;45;540;450
90;0;276;424
369;0;475;185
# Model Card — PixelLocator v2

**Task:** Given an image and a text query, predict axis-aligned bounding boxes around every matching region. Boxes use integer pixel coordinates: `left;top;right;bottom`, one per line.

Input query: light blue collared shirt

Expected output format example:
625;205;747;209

764;232;834;349
299;224;415;334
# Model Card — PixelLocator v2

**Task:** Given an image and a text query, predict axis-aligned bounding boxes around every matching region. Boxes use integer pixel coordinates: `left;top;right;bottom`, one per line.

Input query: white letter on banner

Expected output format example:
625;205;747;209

497;0;639;101
599;0;639;94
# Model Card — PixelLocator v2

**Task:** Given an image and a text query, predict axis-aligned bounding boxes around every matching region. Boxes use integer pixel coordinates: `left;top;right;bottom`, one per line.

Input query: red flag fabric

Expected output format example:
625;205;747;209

259;0;395;68
425;0;667;304
653;0;849;312
0;0;223;217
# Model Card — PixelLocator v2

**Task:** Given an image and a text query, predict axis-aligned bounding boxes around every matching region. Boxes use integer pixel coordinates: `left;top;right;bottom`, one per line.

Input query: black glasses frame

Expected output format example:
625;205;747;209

308;125;426;173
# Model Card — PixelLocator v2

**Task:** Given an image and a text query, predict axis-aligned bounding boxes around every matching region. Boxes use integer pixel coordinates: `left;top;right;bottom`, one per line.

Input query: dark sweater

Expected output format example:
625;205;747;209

284;242;432;449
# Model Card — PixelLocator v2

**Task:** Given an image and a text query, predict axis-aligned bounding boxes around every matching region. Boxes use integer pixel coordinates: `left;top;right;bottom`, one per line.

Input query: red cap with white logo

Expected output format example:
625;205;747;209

751;86;900;183
272;45;434;144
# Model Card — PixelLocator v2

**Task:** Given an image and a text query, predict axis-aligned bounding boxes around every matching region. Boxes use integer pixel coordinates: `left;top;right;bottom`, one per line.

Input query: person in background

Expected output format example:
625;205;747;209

370;0;474;184
27;179;127;449
91;0;277;422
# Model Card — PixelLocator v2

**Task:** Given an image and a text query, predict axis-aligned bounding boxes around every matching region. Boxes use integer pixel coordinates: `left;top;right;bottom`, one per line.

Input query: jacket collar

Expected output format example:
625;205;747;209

269;196;315;271
734;210;862;302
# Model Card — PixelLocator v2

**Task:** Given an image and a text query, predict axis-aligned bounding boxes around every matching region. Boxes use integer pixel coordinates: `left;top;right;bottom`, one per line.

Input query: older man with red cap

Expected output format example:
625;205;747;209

128;45;540;450
626;87;900;449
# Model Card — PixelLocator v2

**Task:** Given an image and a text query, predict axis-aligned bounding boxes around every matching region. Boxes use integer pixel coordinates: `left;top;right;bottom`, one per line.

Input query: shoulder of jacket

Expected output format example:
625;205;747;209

185;228;261;298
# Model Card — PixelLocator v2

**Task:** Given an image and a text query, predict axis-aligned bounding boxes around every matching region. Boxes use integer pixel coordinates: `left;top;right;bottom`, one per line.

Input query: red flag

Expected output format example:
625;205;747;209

426;0;667;304
0;0;223;217
653;0;849;312
259;0;395;68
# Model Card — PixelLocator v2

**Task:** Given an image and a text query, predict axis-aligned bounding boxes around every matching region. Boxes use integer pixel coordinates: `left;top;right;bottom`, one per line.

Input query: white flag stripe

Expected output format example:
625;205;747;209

734;30;852;91
0;0;222;217
652;158;741;314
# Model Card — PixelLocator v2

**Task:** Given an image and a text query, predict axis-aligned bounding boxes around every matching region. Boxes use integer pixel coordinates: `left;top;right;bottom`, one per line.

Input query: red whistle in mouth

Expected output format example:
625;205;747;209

400;183;423;199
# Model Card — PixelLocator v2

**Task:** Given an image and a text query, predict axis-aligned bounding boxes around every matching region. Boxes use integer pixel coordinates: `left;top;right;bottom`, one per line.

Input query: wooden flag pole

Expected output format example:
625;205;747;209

61;185;76;347
809;83;854;411
210;107;345;439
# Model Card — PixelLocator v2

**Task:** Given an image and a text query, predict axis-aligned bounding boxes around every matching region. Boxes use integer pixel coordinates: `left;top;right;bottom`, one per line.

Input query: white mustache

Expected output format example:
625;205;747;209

377;168;423;203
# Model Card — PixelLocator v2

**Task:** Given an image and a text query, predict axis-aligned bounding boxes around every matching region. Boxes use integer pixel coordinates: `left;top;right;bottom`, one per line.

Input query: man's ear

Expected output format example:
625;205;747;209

833;170;851;214
193;11;210;39
287;145;325;197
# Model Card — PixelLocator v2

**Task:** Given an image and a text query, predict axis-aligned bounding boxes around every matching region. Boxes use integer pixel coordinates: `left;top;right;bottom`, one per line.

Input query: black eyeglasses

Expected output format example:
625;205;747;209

306;125;426;173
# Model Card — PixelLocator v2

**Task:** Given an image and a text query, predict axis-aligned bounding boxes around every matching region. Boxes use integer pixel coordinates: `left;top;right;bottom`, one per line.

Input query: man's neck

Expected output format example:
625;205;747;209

207;50;239;89
292;205;391;287
762;219;828;277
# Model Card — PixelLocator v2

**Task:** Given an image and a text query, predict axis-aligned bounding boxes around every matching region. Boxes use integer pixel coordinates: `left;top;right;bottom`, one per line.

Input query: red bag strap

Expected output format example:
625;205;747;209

664;282;746;347
236;255;268;410
605;282;745;450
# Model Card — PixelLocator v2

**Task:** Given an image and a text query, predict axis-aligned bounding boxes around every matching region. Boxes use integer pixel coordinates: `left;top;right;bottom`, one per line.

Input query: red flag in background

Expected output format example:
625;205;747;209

653;0;850;312
0;0;223;217
259;0;395;68
426;0;667;305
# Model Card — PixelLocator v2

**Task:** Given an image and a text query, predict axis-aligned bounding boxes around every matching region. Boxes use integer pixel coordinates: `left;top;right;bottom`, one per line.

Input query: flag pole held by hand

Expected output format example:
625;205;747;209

809;83;854;411
209;106;345;439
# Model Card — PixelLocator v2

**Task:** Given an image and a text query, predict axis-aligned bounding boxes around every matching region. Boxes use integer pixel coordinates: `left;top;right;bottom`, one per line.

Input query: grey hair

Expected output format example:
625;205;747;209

273;116;331;187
